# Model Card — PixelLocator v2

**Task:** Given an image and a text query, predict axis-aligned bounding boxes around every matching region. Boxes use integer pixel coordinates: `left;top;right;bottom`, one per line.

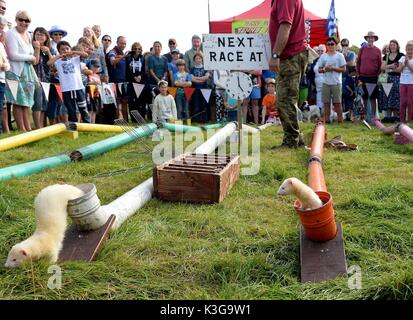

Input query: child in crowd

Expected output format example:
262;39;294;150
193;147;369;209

173;59;192;122
223;92;238;122
261;79;279;124
190;52;210;123
86;59;102;124
32;27;55;129
47;41;90;123
152;80;177;123
100;83;117;125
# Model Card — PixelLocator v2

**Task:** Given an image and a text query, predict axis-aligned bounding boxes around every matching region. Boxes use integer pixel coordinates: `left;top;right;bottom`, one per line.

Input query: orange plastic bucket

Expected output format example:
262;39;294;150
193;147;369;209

294;191;337;242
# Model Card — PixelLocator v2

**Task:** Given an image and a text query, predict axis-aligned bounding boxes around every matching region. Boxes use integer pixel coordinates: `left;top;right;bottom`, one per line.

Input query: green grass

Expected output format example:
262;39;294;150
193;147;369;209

0;123;412;300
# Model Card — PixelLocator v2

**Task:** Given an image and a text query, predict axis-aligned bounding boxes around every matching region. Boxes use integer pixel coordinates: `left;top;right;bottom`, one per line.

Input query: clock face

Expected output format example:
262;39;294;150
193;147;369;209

225;72;253;101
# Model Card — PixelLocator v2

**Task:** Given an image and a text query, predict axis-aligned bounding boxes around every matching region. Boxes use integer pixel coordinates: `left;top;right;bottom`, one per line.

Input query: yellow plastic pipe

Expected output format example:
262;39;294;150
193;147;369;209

73;123;125;133
0;124;67;152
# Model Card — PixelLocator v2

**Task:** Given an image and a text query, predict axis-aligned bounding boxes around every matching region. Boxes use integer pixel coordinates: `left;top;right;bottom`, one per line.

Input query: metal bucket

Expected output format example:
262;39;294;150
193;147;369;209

67;184;108;231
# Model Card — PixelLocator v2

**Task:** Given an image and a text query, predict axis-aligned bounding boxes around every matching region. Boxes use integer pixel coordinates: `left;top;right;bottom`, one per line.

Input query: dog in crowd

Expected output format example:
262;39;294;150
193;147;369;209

301;101;322;122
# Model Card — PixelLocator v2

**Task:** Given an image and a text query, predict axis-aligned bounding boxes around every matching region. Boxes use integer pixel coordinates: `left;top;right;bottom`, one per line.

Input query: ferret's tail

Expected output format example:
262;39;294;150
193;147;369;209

34;184;84;236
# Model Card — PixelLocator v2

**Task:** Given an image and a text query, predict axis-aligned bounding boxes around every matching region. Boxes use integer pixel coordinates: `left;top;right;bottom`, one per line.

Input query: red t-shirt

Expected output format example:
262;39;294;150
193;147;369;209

269;0;308;60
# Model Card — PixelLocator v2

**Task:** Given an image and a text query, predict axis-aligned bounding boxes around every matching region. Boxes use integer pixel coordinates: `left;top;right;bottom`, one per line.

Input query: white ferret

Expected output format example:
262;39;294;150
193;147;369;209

5;184;84;268
277;178;323;210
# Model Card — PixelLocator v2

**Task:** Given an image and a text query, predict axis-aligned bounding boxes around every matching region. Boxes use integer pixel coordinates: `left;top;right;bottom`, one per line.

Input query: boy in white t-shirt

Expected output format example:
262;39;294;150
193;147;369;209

47;41;90;123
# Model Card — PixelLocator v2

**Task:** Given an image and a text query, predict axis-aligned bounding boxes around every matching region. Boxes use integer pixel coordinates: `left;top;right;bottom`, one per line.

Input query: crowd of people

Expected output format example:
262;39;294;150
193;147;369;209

0;1;412;138
304;33;413;125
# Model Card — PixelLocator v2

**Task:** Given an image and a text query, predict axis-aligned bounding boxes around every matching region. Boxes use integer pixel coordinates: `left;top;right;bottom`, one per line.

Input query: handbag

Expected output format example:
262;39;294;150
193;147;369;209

378;54;390;84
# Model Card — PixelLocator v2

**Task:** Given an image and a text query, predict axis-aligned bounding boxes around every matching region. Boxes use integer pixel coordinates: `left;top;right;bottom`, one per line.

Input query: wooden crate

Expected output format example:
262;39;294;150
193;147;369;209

154;153;240;204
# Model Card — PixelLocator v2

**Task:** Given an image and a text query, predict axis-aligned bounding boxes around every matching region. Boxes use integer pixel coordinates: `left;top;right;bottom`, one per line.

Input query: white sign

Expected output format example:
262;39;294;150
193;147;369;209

203;34;272;71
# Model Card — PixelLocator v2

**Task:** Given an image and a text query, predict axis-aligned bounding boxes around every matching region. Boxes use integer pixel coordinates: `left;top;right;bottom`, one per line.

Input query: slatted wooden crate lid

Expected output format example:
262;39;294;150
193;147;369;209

154;153;241;204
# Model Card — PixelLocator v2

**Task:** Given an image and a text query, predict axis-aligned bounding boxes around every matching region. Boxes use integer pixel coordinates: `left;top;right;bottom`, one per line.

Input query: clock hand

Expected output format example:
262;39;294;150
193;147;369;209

237;75;243;91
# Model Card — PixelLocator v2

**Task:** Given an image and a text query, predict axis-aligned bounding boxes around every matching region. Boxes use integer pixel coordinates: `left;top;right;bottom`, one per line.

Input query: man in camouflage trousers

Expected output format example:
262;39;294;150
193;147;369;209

269;0;308;148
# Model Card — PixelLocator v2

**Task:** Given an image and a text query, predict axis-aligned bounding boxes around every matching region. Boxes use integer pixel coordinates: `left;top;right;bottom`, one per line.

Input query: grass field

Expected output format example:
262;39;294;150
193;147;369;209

0;122;412;300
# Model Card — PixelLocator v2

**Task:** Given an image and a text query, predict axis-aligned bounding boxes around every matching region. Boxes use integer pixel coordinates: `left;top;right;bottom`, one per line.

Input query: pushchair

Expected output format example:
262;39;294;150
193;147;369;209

352;81;366;122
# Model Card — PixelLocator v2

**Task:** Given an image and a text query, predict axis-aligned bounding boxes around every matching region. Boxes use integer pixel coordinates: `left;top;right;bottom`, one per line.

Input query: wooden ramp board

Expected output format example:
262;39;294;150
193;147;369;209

300;223;347;283
58;215;116;263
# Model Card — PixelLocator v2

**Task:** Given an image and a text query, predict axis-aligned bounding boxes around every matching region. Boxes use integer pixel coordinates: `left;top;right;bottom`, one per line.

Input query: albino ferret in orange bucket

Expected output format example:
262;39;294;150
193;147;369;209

278;178;323;210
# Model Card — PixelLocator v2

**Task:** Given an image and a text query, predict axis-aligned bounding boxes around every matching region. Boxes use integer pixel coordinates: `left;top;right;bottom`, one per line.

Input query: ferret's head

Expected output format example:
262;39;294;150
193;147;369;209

4;245;30;268
277;178;296;196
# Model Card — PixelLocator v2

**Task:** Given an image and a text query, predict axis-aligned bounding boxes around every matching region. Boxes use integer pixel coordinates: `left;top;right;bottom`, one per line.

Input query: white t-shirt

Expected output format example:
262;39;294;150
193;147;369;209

54;56;85;92
399;56;413;85
318;52;346;85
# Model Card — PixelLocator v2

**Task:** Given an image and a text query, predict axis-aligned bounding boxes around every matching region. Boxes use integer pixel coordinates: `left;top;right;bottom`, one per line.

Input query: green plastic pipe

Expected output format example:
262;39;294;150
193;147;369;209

0;154;72;182
162;122;224;133
72;124;158;161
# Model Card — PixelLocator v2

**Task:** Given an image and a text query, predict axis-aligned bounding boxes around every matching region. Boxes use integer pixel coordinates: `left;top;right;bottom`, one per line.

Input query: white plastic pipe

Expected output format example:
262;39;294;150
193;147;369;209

195;122;238;154
101;178;154;231
258;123;275;131
241;124;260;135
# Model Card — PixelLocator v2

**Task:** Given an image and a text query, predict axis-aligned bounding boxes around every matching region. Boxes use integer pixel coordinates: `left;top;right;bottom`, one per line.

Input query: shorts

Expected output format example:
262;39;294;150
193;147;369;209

359;76;379;99
248;87;261;100
32;84;48;112
322;84;342;104
87;96;101;112
115;82;129;100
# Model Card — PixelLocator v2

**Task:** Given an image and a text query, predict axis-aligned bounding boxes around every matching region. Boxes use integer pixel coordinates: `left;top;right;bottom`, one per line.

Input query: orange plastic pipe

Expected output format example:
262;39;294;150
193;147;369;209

308;123;327;193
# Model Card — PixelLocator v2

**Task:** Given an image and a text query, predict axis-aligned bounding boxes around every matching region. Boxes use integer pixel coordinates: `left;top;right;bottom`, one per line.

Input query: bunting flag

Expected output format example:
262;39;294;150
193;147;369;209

200;89;212;103
6;79;19;102
89;84;96;98
365;83;377;98
112;83;118;98
133;83;145;99
54;84;63;103
184;87;196;103
168;87;177;98
326;0;338;37
117;83;123;96
40;82;51;102
381;83;394;97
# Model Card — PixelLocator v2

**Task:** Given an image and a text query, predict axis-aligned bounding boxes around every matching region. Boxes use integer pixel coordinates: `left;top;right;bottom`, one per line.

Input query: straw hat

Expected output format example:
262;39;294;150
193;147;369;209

364;31;379;41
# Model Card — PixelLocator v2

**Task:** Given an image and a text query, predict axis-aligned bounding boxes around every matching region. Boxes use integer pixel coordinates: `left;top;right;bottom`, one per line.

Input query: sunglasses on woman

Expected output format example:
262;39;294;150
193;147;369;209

17;18;31;23
326;42;336;46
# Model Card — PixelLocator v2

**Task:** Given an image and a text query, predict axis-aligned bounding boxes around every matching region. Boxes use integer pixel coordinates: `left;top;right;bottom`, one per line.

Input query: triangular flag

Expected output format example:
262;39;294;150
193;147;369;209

365;83;377;98
184;87;196;103
54;84;63;103
40;82;51;102
381;83;393;97
6;79;19;102
112;83;118;98
168;87;177;98
200;89;212;103
133;83;145;99
89;84;96;98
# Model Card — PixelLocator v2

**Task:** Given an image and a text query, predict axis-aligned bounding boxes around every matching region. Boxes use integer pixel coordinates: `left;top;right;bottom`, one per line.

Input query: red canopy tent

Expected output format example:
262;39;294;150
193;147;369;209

209;0;329;48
